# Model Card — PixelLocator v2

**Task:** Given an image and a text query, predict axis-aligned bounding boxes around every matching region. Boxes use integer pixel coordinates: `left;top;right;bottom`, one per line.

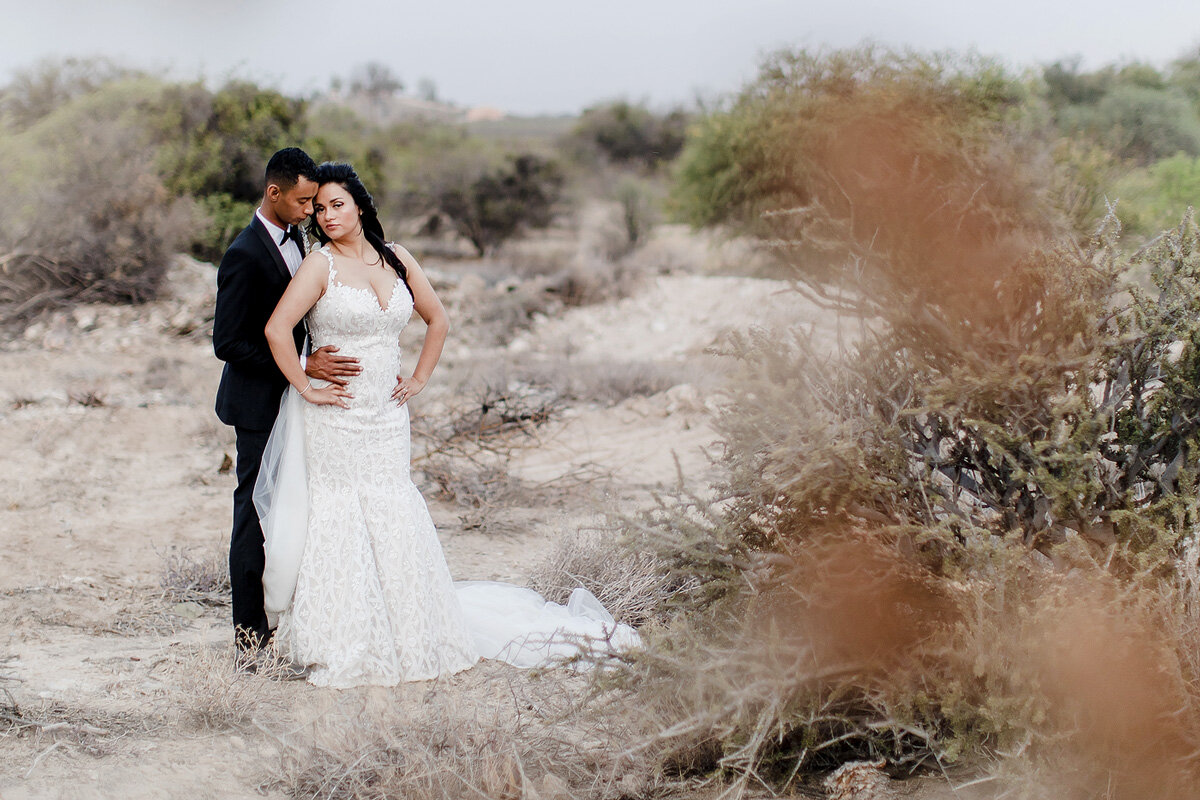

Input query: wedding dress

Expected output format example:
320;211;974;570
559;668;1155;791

255;246;638;687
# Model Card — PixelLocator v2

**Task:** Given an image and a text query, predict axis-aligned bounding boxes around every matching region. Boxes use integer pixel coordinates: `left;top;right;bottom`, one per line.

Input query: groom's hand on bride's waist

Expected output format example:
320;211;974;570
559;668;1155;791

306;345;362;386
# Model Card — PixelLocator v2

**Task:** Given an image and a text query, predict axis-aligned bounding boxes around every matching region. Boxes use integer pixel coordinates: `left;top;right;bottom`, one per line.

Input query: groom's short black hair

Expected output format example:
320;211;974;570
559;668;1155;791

265;147;317;190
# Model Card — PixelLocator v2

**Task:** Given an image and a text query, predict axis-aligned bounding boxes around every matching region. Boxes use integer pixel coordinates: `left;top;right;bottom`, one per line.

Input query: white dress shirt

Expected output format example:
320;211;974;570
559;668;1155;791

255;208;306;276
255;208;309;367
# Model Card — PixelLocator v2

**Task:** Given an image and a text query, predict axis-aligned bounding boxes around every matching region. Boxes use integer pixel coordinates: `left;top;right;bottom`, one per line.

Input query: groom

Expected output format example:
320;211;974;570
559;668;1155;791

213;147;360;652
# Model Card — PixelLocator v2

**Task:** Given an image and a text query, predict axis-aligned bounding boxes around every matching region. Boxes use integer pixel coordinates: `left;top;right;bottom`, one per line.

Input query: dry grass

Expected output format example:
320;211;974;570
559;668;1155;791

4;580;186;637
260;668;652;800
159;546;230;607
171;642;294;731
528;529;681;627
605;525;1200;800
420;457;608;534
0;697;158;761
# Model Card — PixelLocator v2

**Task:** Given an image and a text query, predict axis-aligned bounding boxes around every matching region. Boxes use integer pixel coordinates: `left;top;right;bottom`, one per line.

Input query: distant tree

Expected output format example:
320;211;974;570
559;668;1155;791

433;154;563;255
1168;49;1200;105
567;101;688;170
417;78;439;104
149;81;307;259
1093;84;1200;163
1042;57;1113;107
154;81;307;201
1042;59;1200;164
349;62;404;99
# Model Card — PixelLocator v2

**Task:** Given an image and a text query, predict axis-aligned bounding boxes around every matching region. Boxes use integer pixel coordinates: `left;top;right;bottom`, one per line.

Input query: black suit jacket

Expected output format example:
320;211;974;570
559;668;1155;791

213;216;307;431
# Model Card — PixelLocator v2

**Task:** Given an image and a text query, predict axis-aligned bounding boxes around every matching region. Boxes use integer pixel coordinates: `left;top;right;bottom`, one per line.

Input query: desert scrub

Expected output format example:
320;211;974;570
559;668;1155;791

621;45;1200;796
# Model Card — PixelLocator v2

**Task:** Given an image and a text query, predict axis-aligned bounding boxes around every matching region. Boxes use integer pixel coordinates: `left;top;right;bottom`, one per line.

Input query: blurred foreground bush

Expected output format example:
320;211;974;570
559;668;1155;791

627;46;1200;797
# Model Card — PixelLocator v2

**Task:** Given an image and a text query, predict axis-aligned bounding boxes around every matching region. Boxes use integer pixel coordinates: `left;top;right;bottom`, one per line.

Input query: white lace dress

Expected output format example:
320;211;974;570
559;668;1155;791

273;247;478;687
259;246;640;688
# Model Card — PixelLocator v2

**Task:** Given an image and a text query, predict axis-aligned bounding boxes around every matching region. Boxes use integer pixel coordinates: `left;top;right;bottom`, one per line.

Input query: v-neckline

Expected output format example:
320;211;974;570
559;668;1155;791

323;247;400;312
334;274;400;313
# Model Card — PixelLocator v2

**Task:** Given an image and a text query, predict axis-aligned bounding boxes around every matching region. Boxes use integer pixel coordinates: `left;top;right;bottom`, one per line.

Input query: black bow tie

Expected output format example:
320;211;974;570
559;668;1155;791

279;226;305;251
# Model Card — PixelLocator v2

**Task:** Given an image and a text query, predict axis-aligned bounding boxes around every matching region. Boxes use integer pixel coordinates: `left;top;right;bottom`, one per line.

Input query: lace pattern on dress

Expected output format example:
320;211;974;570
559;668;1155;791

275;246;477;687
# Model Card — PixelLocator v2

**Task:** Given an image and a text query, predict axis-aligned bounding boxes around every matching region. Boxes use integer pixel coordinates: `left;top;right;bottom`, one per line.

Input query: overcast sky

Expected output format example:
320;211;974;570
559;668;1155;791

1;0;1198;115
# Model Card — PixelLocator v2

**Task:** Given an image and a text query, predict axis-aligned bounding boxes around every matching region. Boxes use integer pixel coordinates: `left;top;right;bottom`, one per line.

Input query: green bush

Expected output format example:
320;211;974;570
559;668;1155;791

430;154;564;255
0;78;198;322
1113;153;1200;235
566;100;688;170
1041;59;1200;165
1092;85;1200;163
150;81;307;259
0;57;139;130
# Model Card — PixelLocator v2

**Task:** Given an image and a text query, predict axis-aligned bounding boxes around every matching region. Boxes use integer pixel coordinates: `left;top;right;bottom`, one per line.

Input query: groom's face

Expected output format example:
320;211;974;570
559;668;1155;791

269;177;318;227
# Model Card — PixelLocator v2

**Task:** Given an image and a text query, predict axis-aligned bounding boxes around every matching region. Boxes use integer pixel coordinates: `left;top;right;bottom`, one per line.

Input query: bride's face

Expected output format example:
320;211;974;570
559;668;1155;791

313;183;360;240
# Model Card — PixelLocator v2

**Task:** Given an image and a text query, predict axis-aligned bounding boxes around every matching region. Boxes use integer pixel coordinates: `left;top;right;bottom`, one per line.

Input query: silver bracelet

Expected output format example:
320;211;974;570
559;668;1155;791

299;383;313;396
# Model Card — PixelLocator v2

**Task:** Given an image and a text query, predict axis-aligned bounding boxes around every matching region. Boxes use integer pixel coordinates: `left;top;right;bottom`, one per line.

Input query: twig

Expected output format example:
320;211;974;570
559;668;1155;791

24;740;64;779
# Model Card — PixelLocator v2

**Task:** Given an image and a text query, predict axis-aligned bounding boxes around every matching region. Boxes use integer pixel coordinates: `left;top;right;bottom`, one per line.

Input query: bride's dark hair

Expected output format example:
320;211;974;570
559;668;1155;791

308;161;413;300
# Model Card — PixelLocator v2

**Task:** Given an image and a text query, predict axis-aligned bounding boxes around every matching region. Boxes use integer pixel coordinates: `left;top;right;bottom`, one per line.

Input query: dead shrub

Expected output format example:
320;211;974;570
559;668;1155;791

541;254;641;309
424;379;564;449
159;546;230;607
172;643;292;731
67;388;105;408
420;456;608;535
617;532;960;793
501;236;576;280
527;529;681;627
420;458;543;533
451;239;646;346
450;276;562;347
554;360;695;405
444;359;695;421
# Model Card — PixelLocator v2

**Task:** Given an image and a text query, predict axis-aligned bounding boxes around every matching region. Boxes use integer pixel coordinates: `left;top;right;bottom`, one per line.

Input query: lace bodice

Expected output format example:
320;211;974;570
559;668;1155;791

307;246;415;419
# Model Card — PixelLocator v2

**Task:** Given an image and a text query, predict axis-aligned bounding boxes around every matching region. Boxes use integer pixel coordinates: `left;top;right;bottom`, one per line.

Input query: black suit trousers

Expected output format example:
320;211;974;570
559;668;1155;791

230;425;272;649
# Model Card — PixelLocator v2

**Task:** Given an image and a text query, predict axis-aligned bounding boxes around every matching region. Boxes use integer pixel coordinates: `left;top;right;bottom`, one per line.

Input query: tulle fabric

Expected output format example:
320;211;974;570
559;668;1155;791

253;386;309;623
455;581;641;668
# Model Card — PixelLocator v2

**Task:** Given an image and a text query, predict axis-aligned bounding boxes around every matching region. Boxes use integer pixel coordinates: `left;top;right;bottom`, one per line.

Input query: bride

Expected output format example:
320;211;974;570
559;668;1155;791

260;162;636;687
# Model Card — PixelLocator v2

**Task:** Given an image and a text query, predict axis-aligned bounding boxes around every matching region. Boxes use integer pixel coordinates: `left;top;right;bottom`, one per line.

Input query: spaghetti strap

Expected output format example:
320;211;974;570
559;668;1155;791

319;245;336;285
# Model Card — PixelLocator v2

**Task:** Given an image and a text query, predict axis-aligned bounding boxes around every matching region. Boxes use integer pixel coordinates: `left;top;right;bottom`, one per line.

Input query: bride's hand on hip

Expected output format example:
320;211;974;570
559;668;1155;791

393;375;425;406
302;384;352;409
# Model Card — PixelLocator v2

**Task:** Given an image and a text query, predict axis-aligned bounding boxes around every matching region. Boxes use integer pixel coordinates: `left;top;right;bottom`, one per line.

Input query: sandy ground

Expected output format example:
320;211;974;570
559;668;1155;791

0;243;918;798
